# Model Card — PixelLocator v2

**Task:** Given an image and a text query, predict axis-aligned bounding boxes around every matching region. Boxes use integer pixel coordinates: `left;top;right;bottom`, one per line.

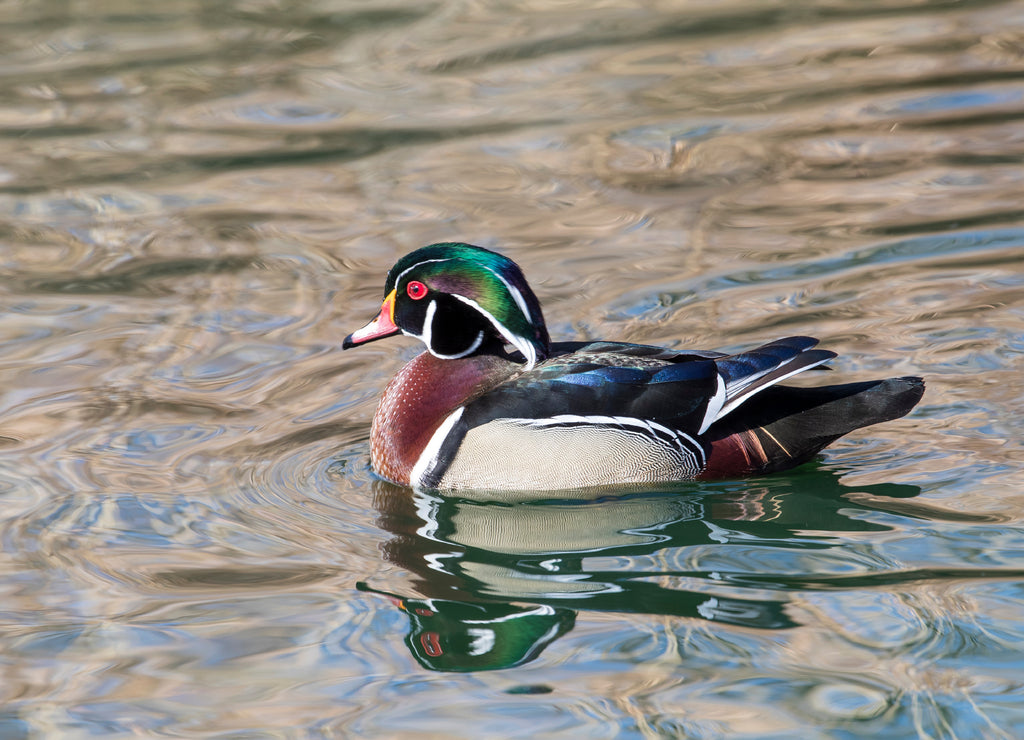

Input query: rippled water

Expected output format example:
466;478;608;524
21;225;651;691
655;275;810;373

2;0;1024;737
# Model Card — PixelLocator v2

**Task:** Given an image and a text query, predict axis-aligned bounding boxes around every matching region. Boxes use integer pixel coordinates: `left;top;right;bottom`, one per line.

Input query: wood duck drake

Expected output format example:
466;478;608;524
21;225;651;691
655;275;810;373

343;243;924;492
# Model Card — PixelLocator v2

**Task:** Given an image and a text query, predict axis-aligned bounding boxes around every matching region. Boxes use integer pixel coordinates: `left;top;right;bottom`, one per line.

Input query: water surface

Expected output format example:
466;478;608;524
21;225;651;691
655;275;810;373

2;0;1024;737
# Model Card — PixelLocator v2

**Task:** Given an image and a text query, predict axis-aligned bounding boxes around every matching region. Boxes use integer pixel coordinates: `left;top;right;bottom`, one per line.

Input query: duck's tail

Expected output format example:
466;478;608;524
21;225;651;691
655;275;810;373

698;376;925;479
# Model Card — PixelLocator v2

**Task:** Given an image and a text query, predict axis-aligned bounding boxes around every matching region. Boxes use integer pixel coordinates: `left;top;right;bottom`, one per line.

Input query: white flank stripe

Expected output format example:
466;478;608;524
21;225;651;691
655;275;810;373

516;414;705;467
715;354;834;423
410;406;465;487
522;414;656;430
698;375;727;435
675;429;706;466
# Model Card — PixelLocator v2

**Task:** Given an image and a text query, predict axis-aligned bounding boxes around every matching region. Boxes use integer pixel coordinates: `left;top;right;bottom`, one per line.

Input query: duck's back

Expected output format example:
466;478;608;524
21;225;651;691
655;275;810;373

409;338;923;493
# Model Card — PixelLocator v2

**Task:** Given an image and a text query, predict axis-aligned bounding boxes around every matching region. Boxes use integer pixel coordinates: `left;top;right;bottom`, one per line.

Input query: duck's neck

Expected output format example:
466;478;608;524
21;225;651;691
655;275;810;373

370;351;518;486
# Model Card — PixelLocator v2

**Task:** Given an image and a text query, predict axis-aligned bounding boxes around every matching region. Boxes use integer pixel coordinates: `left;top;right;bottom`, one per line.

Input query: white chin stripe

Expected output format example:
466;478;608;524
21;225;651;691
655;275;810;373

418;298;482;359
429;330;485;360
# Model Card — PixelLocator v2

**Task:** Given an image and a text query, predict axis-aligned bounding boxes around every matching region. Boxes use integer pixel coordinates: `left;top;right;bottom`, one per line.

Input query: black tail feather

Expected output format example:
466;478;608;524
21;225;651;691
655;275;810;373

703;377;925;477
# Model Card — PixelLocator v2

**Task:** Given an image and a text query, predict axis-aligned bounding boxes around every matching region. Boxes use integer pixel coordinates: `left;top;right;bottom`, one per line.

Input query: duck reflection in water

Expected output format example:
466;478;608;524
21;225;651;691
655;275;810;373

359;467;922;672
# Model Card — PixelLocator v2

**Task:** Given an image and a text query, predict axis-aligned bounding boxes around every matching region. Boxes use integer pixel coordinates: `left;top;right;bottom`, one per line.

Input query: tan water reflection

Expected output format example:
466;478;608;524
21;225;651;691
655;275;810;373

1;0;1024;737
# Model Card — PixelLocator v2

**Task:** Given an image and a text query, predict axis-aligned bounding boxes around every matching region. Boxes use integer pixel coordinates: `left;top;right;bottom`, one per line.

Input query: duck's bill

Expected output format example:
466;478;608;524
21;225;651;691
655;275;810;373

343;290;400;348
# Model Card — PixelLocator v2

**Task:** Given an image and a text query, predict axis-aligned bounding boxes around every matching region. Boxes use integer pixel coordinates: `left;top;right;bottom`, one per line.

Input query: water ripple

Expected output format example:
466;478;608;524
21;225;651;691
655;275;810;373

1;0;1023;736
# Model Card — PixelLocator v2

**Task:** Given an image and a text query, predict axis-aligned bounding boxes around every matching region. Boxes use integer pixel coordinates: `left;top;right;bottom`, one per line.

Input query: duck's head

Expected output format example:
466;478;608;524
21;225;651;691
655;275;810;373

343;243;550;368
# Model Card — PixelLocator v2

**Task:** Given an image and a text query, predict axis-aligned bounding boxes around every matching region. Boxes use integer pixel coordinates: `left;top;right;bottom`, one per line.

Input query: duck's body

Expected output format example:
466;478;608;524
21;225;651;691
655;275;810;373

344;243;924;492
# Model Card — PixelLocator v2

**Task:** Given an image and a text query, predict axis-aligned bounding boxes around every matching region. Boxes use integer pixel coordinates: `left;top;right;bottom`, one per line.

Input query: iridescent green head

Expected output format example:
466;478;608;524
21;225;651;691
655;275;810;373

343;243;550;367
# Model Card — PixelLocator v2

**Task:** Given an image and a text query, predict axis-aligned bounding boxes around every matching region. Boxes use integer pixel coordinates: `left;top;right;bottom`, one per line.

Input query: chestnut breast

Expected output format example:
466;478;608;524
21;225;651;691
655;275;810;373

370;351;518;485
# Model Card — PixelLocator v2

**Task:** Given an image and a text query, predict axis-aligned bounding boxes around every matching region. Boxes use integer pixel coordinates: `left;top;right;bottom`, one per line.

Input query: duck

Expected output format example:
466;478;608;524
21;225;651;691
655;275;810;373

343;242;924;492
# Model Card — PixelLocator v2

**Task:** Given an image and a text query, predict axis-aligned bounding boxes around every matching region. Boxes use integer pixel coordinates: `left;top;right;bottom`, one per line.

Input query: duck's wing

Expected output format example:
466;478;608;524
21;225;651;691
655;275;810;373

698;336;836;433
413;337;834;491
501;337;834;432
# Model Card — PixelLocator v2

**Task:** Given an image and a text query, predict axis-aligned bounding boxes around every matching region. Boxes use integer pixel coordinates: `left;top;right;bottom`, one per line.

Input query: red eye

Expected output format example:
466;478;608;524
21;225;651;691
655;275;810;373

406;280;427;300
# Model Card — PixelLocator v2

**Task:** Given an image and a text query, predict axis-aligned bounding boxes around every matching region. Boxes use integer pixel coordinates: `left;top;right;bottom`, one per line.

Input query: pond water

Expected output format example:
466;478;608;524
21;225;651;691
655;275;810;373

2;0;1024;737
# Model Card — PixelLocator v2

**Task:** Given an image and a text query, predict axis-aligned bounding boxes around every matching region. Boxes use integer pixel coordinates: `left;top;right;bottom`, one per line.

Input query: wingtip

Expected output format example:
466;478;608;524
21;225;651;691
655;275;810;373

886;375;926;411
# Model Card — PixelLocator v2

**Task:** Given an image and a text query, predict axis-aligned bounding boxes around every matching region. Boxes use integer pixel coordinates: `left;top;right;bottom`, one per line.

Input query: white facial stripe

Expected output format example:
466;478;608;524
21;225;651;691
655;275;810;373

402;254;532;324
452;294;537;369
487;268;532;323
393;257;452;289
394;252;536;342
411;406;465;487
